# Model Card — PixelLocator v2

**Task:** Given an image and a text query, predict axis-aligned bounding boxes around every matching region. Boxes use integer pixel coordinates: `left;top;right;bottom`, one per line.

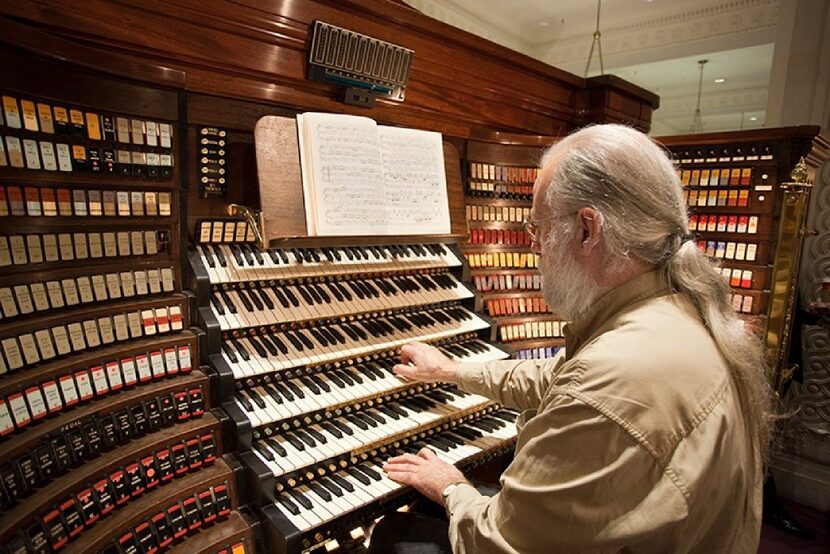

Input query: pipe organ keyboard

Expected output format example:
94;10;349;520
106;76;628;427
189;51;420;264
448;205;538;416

191;234;516;553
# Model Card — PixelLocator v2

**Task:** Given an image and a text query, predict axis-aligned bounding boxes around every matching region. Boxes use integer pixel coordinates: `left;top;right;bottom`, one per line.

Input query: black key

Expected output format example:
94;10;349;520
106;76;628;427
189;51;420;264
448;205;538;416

326;282;343;302
299;376;320;395
305;284;323;304
320;477;343;497
212;244;227;267
327;326;346;344
306;427;327;444
247;336;268;358
255;443;275;461
283;287;300;307
235;393;253;411
332;474;355;493
230;244;245;266
284;331;304;351
346;467;370;486
248;390;267;409
266;437;287;457
278;495;300;516
285;434;305;451
295;430;315;447
310;374;330;393
264;334;288;355
309;327;329;347
309;482;331;502
289;489;313;510
235;288;254;312
321;421;342;439
343;367;363;384
271;286;291;308
364;410;385;424
357;464;381;481
331;419;354;436
254;286;273;309
201;245;216;268
348;414;368;431
275;382;294;401
265;383;284;403
335;369;355;386
285;380;305;399
325;371;345;388
296;330;314;349
211;296;225;316
333;281;352;301
426;437;449;452
377;405;400;420
294;285;313;304
258;335;279;356
221;343;238;363
218;289;238;314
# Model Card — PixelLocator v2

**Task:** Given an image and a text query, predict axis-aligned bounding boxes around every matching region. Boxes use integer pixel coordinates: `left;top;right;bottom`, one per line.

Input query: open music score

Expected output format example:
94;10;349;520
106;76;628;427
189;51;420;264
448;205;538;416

255;115;466;244
296;113;451;237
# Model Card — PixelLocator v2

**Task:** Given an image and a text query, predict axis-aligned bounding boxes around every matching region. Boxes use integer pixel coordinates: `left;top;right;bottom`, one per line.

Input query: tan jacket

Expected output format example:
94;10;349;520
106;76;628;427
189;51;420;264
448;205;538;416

448;270;762;553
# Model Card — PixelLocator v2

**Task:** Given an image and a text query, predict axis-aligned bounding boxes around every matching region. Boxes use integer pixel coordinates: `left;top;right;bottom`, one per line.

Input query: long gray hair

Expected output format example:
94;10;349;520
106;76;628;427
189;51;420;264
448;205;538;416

541;124;773;464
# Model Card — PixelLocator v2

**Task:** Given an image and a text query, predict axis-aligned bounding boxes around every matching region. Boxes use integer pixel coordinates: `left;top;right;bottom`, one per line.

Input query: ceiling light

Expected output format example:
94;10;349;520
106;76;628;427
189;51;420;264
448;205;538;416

714;78;726;83
538;21;550;27
749;116;758;121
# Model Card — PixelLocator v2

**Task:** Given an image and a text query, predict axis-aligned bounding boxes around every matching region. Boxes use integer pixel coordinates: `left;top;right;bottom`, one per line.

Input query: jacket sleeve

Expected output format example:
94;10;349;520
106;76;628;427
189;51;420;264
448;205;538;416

455;351;565;411
444;393;688;553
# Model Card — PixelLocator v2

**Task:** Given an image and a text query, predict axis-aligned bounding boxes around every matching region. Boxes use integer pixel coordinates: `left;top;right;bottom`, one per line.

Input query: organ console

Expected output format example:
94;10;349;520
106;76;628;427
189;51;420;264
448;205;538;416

186;115;521;550
0;1;660;552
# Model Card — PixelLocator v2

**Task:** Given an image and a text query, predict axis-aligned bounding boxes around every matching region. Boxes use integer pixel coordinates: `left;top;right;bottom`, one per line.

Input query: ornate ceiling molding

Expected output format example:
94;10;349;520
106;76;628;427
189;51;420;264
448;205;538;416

657;86;768;116
533;0;780;67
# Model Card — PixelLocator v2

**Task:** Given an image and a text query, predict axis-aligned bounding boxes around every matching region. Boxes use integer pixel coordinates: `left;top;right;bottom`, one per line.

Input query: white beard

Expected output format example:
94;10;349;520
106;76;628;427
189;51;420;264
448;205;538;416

539;226;603;322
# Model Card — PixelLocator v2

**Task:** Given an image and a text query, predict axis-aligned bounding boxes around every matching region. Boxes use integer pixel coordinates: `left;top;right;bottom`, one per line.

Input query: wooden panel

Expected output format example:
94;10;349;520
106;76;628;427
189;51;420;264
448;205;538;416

0;0;657;137
166;510;256;554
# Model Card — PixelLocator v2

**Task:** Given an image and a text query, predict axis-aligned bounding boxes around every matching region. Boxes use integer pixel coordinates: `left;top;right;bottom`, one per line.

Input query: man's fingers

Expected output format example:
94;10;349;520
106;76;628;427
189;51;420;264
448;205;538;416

384;470;415;484
399;343;419;365
392;364;417;380
386;453;424;465
382;461;421;473
418;447;438;461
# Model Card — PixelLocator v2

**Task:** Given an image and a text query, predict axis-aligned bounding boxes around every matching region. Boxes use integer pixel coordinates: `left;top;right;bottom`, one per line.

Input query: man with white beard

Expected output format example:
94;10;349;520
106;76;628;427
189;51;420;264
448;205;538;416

371;124;772;554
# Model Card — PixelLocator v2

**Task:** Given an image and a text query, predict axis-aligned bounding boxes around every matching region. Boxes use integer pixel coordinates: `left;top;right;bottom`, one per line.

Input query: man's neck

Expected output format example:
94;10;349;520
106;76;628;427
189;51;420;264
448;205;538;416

592;258;655;300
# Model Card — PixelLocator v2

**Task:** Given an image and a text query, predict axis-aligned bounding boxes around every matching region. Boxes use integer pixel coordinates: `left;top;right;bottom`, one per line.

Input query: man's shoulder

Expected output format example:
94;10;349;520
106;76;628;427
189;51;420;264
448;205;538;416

551;294;731;463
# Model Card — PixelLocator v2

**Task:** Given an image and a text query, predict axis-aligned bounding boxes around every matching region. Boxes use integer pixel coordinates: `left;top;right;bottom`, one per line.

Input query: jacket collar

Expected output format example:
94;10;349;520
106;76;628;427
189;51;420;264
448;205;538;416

564;269;673;359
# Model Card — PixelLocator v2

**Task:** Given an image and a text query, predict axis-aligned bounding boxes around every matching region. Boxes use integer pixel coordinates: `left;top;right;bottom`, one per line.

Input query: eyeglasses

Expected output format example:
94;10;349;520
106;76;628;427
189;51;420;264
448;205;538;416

523;217;540;243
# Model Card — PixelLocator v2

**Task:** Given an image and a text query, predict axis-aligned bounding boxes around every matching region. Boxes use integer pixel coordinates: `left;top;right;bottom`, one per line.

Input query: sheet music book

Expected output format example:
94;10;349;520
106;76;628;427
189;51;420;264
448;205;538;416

296;112;451;236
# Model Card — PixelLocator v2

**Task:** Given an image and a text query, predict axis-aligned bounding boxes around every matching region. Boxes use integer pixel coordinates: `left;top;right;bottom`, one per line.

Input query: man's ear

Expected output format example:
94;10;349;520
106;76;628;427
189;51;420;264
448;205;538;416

576;207;602;255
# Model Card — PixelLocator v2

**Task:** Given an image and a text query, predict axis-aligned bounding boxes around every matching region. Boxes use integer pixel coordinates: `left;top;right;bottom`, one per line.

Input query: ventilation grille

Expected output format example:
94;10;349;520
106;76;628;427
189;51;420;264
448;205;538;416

307;21;413;101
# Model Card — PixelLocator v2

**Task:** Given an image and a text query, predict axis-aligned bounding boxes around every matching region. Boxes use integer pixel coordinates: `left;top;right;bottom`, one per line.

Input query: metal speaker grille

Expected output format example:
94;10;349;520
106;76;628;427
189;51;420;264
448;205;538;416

308;21;413;101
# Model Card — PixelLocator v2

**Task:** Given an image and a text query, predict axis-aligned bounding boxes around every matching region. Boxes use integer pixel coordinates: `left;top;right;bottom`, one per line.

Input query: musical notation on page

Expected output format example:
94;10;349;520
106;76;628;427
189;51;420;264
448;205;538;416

297;112;450;236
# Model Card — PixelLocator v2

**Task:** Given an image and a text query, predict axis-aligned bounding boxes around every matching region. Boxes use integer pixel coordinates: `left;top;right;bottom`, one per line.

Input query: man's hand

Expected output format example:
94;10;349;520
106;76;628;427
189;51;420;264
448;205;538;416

383;448;468;505
394;342;459;384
